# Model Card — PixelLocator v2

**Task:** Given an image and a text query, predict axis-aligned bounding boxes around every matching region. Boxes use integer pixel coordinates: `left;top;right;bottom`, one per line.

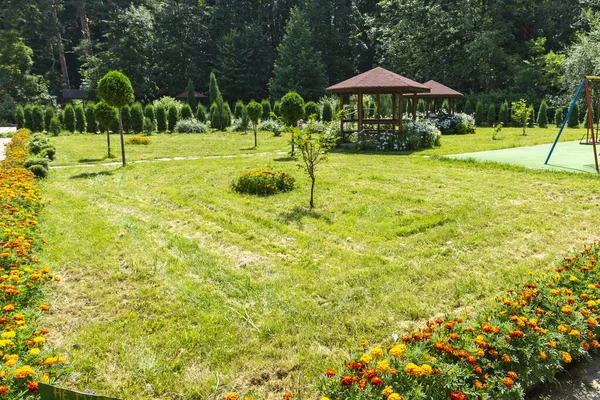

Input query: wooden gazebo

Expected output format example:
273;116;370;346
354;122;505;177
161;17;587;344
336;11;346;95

416;80;463;115
326;67;430;140
174;90;207;100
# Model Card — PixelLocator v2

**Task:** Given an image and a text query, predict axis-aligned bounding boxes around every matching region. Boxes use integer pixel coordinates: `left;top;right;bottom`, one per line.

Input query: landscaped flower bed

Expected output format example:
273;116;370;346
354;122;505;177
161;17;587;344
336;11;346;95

317;242;600;400
0;129;68;397
231;169;295;196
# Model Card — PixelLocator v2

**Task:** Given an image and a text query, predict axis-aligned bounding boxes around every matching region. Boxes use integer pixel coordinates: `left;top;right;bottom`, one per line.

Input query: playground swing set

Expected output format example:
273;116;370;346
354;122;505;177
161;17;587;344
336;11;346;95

546;76;600;173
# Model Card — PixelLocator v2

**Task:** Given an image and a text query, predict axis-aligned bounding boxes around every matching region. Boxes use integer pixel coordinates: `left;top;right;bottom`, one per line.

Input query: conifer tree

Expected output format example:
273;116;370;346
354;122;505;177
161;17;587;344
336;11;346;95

168;104;179;132
75;104;86;133
156;105;167;132
209;74;231;130
209;72;218;106
44;106;55;131
487;104;496;126
196;105;206;123
554;107;563;127
527;104;535;128
32;105;44;132
498;101;509;126
322;102;333;122
537;100;548;128
64;104;76;133
131;103;144;133
187;79;197;113
567;103;580;128
474;101;485;126
144;104;156;132
234;101;244;119
15;105;25;129
24;104;33;130
181;103;193;120
261;99;272;120
464;100;473;115
121;105;131;133
86;102;97;133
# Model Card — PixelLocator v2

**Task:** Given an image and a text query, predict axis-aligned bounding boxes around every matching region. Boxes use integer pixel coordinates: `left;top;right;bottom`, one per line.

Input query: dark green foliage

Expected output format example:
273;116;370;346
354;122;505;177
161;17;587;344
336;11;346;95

75;104;86;133
85;103;97;134
15;105;25;129
441;99;450;112
156;105;167;132
27;164;48;179
280;91;305;126
537;100;549;128
131;103;144;133
64;104;76;133
40;144;56;160
464;100;473;115
187;79;197;112
94;102;118;132
44;106;55;131
246;100;262;147
58;109;64;126
144;104;156;131
304;101;320;120
168;104;179;132
0;94;16;123
322;102;333;122
554;107;563;127
568;103;580;128
48;117;62;136
181;103;193;120
527;104;535;127
241;105;250;133
417;99;426;113
487;104;496;125
234;101;244;119
196;105;206;123
209;72;218;106
474;101;485;126
273;101;282;117
31;105;44;132
24;105;33;131
210;97;231;131
121;105;131;133
261;100;272;120
97;71;135;109
498;101;509;126
24;156;49;170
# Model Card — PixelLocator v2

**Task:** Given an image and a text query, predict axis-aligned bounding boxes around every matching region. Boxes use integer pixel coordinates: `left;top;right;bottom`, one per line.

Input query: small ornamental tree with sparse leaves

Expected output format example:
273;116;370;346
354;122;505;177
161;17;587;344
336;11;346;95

261;99;272;120
196;105;206;123
94;102;118;158
131;103;144;133
304;101;320;120
512;99;529;135
97;70;135;166
554;107;563;127
121;105;131;133
281;91;305;155
487;104;496;126
537;100;549;128
246;100;263;148
64;104;76;133
75;104;86;133
44;106;55;131
168;104;179;132
156;105;167;132
15;105;25;129
32;105;44;133
86;102;97;133
181;103;193;120
297;120;336;209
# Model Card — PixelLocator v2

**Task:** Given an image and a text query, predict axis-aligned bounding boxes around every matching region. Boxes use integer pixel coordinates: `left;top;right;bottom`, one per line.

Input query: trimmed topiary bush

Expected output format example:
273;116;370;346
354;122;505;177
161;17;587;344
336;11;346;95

144;104;156;132
273;101;282;117
261;99;272;120
196;104;206;123
231;169;295;196
75;104;86;133
554;107;563;127
281;91;304;127
24;156;49;178
174;118;207;133
487;104;496;126
15;105;25;129
168;104;179;132
474;101;485;126
48;117;62;136
155;105;167;132
234;101;244;119
568;102;580;128
94;102;118;132
322;102;333;122
121;104;131;133
246;100;263;147
63;104;76;133
130;103;144;133
27;164;48;179
85;102;97;133
44;106;55;131
537;100;549;128
31;105;44;133
304;101;320;120
24;104;33;131
181;103;193;120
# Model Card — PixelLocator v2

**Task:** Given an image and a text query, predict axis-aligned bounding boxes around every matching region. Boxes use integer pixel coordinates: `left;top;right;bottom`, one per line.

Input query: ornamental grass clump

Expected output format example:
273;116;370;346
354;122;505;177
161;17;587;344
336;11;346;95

318;242;600;400
231;169;295;196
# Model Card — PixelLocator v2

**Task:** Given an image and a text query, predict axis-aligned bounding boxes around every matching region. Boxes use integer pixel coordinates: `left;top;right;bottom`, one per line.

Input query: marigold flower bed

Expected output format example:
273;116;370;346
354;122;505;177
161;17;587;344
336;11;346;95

0;129;68;398
317;243;600;400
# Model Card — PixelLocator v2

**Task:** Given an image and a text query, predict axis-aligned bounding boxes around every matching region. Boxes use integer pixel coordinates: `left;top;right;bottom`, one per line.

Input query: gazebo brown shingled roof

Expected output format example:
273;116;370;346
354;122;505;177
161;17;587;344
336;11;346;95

417;80;463;98
326;67;430;94
174;90;207;99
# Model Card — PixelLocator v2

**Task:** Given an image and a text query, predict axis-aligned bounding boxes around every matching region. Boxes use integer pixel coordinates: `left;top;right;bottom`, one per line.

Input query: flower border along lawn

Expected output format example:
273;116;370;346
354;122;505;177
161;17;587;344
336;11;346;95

0;129;67;398
316;242;600;400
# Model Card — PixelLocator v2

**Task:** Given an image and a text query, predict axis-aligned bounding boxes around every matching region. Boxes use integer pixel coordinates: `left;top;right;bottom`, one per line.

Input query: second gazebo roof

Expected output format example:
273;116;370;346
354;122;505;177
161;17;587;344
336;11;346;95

326;67;430;94
417;80;463;98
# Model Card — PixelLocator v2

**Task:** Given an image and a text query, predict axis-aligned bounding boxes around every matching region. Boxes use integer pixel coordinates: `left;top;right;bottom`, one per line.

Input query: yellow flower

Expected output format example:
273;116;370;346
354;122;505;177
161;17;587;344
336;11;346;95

382;386;394;396
388;394;403;400
13;365;34;379
377;360;390;372
389;344;405;358
33;336;45;343
29;348;40;356
359;354;373;364
0;332;14;339
371;347;384;358
562;352;572;363
570;275;578;282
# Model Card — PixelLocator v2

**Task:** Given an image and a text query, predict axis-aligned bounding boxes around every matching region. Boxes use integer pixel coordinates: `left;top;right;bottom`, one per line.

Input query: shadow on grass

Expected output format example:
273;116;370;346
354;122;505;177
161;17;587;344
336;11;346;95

279;205;331;227
78;157;106;163
274;157;295;162
239;146;257;151
70;170;115;179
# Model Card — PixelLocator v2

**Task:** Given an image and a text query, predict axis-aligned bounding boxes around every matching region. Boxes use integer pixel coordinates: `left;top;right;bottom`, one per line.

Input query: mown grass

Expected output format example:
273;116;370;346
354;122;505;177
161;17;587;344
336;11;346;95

38;126;600;399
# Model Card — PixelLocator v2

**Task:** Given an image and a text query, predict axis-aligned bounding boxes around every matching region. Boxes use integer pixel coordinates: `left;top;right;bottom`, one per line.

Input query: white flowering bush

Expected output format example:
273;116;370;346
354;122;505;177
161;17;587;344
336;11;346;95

356;120;441;151
258;119;284;136
433;112;475;135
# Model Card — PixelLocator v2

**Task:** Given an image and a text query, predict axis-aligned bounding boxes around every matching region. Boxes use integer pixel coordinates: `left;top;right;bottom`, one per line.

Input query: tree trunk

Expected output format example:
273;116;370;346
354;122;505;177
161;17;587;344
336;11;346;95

79;0;92;56
310;176;315;209
106;130;111;157
254;128;257;148
119;108;126;166
51;0;70;89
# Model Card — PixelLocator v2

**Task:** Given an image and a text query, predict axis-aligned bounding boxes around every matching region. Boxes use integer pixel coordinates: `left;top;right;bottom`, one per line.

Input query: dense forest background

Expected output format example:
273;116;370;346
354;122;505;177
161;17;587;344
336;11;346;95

2;0;600;112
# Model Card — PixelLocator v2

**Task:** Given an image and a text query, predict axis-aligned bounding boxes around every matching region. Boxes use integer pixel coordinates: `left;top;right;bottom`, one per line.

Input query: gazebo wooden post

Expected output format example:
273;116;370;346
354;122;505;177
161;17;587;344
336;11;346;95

377;92;381;133
339;93;344;143
399;93;404;132
412;93;417;120
357;91;363;132
392;92;397;130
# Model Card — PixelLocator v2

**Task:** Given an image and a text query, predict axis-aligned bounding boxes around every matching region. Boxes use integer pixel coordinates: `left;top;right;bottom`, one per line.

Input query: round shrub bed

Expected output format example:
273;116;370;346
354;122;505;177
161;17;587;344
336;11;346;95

356;120;441;151
316;242;600;400
124;135;151;145
433;112;476;135
231;169;294;196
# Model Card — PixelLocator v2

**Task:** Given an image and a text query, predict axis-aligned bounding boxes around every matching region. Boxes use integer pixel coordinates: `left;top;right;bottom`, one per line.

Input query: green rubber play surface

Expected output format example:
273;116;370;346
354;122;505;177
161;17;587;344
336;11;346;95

448;140;600;174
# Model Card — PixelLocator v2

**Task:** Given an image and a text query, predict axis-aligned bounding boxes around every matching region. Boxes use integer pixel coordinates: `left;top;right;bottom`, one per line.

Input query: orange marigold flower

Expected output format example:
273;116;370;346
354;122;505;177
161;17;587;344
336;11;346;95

325;369;336;377
341;375;354;386
282;392;293;400
381;386;394;396
593;340;600;348
0;386;7;394
389;344;405;358
558;324;570;333
502;354;511;363
569;329;581;338
503;377;514;388
582;341;591;351
588;317;597;327
27;381;38;392
508;330;524;338
450;391;467;400
539;351;548;360
467;355;477;365
371;347;384;358
377;361;390;373
473;365;482;375
449;333;460;340
359;354;373;364
562;352;572;363
561;305;573;314
388;394;403;400
507;371;518;379
365;368;377;379
548;340;557;348
390;368;398;376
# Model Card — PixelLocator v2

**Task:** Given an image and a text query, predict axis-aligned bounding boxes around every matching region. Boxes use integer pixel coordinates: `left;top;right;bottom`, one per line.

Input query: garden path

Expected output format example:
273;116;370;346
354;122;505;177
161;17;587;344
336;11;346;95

0;138;11;160
533;356;600;399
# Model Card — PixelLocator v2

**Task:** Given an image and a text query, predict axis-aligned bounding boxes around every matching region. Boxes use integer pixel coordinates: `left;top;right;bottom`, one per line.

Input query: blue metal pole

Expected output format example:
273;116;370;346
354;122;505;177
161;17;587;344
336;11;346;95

545;79;585;165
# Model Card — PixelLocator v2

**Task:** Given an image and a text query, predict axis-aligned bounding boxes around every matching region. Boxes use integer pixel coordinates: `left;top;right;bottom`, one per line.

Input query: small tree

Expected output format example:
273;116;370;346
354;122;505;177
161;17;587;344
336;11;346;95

567;103;580;128
512;99;529;135
209;72;218;106
156;105;167;132
186;78;197;113
322;102;333;122
304;101;320;120
144;104;156;132
464;100;473;115
273;101;282;117
280;91;304;155
168;104;179;132
64;104;76;133
94;102;118;158
131;103;144;133
209;73;230;131
181;103;193;120
86;102;97;133
527;104;535;128
44;106;55;131
97;70;135;166
32;105;45;132
48;117;62;136
241;105;250;134
554;107;563;127
196;104;206;123
121;105;131;133
75;104;86;133
474;101;485;126
15;105;25;129
246;100;263;148
498;100;509;126
261;99;272;120
487;104;496;126
537;100;549;128
24;104;33;130
234;101;244;119
296;120;336;209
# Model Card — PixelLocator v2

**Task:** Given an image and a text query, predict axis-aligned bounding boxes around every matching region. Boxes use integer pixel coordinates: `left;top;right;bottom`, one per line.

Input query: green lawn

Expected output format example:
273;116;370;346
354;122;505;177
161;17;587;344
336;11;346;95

38;126;600;400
